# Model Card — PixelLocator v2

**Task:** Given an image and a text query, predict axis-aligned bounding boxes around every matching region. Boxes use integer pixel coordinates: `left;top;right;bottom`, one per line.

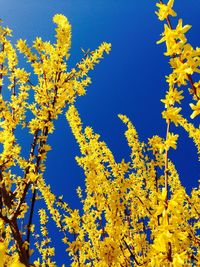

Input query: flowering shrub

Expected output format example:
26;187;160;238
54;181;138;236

0;1;199;266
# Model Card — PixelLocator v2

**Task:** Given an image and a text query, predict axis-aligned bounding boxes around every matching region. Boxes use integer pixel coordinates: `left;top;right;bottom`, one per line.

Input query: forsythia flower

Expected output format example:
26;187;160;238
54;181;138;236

157;19;191;56
172;252;186;267
165;132;178;150
189;100;200;119
161;88;184;108
156;0;177;21
148;135;164;152
162;106;182;125
53;14;69;26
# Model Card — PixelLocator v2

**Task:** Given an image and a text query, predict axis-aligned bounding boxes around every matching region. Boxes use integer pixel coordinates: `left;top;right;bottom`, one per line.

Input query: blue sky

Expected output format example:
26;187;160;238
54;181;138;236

1;0;200;265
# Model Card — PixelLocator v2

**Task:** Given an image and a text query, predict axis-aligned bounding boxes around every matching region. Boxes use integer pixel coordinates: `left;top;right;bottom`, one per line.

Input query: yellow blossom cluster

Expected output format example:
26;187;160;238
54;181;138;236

156;0;200;164
65;102;199;266
157;0;200;125
0;14;110;266
62;1;199;266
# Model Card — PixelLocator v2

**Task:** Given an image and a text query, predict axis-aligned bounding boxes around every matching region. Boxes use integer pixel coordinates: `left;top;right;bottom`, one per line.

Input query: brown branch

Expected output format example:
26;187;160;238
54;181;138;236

167;241;173;262
11;129;40;221
19;75;62;255
10;219;29;266
187;74;199;99
135;196;152;215
12;181;31;220
0;170;12;209
27;79;35;87
119;244;130;267
123;237;146;266
163;119;172;262
26;188;37;260
29;129;39;159
164;120;170;205
0;43;5;94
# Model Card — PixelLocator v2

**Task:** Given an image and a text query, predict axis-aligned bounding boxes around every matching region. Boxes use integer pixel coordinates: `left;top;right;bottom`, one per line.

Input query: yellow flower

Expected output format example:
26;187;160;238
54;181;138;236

190;100;200;119
156;0;177;21
148;135;164;153
172;252;186;267
157;19;191;56
161;88;184;108
165;132;179;150
162;106;182;125
53;14;69;27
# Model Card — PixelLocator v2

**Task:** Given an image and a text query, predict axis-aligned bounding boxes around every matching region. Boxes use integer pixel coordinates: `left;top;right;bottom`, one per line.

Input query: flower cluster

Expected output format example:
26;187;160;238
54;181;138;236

0;15;110;266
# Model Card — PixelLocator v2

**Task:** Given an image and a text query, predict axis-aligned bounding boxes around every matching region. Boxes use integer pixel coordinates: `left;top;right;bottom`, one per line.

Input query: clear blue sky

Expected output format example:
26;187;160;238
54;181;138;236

1;0;199;265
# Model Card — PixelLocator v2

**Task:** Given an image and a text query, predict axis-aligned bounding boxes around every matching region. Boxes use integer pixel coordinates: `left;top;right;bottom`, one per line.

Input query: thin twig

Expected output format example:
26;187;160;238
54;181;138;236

26;188;37;259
